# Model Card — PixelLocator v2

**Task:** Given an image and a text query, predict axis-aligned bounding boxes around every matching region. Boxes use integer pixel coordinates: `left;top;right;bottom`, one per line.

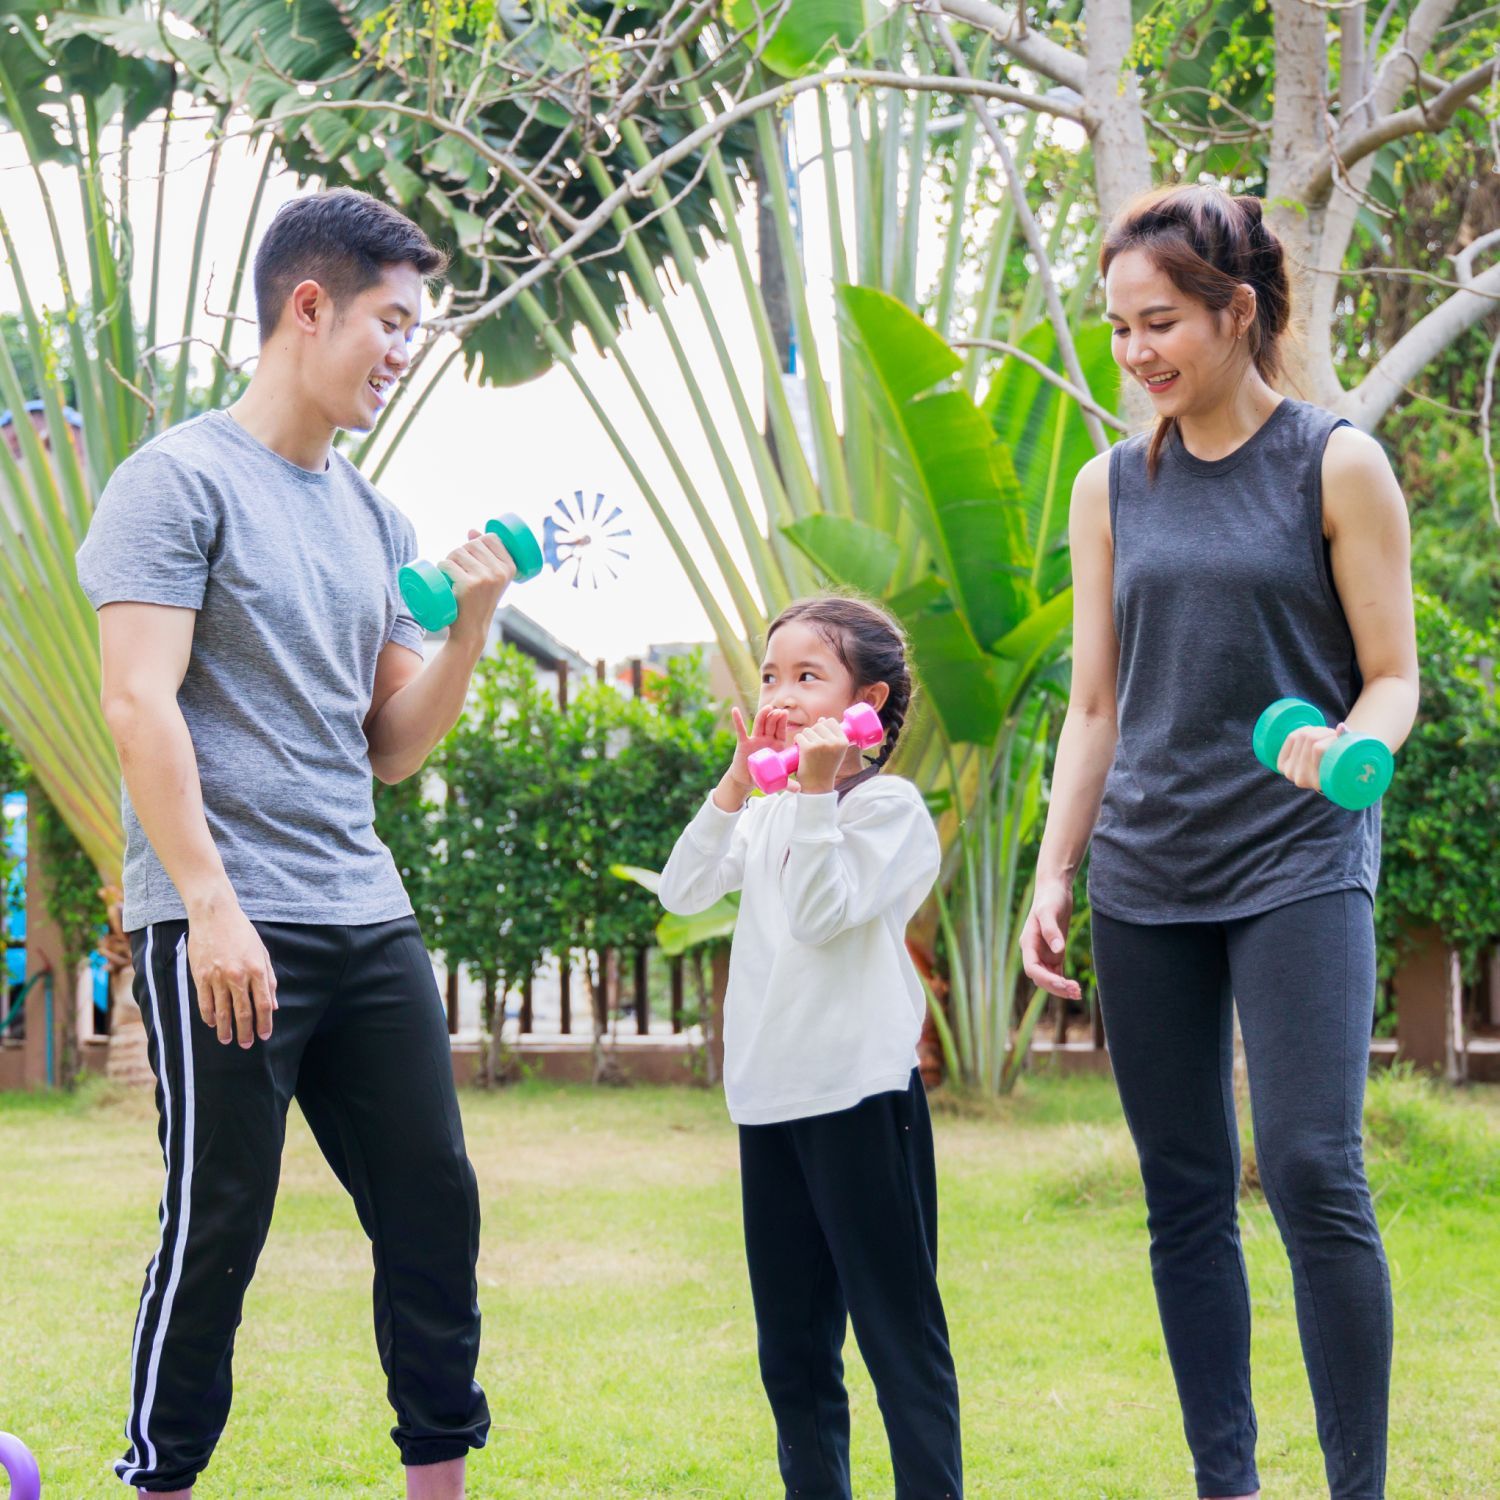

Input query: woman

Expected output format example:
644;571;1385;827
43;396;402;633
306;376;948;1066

1021;184;1417;1500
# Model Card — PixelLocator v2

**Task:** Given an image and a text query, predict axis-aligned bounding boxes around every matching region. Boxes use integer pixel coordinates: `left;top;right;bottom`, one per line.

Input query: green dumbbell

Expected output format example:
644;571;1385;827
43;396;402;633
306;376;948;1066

399;515;546;633
1252;697;1394;811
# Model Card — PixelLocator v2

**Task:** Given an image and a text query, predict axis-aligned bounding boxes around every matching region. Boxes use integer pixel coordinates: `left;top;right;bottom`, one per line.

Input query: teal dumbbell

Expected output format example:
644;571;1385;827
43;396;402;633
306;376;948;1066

1252;697;1393;811
399;515;545;633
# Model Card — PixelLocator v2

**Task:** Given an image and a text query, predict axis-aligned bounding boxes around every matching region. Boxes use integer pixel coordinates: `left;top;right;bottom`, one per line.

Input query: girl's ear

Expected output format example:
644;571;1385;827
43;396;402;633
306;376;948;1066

861;681;891;714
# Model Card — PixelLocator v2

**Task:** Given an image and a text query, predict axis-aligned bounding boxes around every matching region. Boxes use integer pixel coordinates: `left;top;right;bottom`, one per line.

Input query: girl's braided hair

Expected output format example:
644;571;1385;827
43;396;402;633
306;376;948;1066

765;594;914;770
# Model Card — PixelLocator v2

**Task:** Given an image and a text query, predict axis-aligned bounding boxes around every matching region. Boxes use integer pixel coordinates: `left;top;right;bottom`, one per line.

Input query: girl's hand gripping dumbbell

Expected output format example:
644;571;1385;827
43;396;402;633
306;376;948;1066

744;704;884;795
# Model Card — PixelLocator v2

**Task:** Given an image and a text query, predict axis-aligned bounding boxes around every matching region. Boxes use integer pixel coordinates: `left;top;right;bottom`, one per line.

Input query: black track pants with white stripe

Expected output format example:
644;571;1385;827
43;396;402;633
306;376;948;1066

116;917;489;1493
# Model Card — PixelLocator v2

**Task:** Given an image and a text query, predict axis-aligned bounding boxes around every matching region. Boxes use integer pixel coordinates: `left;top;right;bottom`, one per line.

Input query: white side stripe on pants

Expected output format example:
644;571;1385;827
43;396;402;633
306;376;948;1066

117;926;162;1481
118;933;197;1487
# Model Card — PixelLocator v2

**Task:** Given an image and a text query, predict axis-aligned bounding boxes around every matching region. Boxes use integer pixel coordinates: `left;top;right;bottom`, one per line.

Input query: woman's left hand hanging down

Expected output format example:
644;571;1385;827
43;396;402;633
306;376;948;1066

1021;881;1083;1000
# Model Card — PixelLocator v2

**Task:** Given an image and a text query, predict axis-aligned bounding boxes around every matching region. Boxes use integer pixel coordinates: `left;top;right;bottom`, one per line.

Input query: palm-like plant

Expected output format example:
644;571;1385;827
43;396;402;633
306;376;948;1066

36;0;1122;1088
0;3;179;875
2;0;757;876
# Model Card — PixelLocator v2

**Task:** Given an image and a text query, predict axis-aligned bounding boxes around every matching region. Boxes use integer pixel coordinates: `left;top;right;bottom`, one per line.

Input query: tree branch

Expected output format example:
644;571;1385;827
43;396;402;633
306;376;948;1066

1481;325;1500;527
1296;53;1500;199
1340;2;1368;118
417;67;1089;334
1367;0;1406;64
952;339;1129;430
922;91;1092;134
610;0;725;120
1457;227;1500;281
1287;254;1500;301
931;0;1088;91
1343;254;1500;430
927;14;1111;453
1373;0;1463;113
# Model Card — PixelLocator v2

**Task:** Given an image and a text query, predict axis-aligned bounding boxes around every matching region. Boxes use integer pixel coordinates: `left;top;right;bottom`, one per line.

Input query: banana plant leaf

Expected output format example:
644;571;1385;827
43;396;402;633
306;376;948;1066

983;319;1118;596
612;863;739;955
780;515;901;598
838;286;1032;654
726;0;870;78
54;0;762;388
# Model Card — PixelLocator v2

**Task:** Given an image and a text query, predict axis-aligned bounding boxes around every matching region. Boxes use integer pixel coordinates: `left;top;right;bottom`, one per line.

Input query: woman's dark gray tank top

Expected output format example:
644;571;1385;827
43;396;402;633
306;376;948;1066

1086;397;1380;924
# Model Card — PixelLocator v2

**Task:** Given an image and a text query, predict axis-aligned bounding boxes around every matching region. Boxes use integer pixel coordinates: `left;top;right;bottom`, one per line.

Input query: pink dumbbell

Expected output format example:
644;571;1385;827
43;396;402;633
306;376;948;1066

748;703;884;795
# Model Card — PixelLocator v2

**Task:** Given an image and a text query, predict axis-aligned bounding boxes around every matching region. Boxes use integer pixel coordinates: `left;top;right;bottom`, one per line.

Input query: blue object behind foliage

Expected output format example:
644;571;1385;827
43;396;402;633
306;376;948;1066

5;790;25;989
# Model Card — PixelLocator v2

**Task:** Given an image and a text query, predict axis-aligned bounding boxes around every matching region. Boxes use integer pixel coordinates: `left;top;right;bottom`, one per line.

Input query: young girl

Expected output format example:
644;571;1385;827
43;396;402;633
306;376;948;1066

659;595;962;1500
1022;184;1417;1500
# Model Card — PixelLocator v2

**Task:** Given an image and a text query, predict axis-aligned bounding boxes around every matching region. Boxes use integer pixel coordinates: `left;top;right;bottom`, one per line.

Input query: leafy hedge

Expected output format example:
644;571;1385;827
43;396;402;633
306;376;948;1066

1374;592;1500;981
375;646;732;1010
1388;410;1500;633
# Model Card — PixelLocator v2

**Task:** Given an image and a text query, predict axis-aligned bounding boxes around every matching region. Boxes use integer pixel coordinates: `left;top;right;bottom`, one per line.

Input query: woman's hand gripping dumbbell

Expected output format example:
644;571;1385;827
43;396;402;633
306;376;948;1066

398;515;544;634
732;703;884;795
1253;697;1395;811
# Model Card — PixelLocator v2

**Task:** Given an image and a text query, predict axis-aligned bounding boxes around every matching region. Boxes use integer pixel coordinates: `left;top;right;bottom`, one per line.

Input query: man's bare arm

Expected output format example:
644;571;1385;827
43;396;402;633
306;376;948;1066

364;527;518;783
363;632;484;784
98;602;276;1047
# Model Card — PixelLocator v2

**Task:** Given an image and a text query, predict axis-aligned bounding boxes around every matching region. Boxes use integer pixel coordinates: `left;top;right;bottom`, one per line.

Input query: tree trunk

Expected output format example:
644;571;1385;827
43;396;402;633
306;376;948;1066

484;970;516;1088
588;948;624;1085
1082;0;1153;224
1392;925;1454;1072
24;803;70;1089
707;946;729;1087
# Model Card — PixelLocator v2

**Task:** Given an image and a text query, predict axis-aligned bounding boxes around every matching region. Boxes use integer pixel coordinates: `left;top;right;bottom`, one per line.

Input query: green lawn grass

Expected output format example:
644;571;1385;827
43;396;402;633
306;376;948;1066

2;1069;1497;1498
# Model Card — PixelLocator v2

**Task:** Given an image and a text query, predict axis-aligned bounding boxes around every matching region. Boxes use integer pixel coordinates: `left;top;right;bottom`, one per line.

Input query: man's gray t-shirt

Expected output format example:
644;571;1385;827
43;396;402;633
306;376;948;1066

76;409;425;932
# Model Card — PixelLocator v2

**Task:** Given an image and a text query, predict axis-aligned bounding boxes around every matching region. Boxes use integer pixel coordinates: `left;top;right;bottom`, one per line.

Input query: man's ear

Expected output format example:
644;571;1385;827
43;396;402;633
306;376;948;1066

287;278;327;335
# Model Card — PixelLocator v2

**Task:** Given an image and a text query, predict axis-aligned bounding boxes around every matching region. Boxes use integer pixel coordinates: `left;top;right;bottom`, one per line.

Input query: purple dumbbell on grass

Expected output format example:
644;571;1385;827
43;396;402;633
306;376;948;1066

0;1431;41;1500
748;703;883;795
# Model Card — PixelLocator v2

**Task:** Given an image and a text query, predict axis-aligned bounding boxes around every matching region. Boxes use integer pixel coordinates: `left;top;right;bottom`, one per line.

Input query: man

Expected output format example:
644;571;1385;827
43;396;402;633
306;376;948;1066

77;188;510;1499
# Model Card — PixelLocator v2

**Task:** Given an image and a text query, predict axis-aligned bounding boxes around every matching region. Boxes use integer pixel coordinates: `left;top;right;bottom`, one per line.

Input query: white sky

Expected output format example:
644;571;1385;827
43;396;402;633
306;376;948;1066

0;103;862;662
1;97;1084;663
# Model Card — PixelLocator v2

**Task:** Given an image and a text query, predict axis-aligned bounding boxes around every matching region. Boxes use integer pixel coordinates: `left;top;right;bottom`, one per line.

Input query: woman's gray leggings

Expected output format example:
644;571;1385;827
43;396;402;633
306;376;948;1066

1092;888;1392;1500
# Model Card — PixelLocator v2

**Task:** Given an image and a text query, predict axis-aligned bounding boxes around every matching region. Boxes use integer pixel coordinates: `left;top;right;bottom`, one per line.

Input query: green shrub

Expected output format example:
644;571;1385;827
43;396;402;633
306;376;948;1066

1386;409;1500;631
374;646;732;1011
1040;1066;1500;1213
1375;592;1500;981
1363;1065;1500;1205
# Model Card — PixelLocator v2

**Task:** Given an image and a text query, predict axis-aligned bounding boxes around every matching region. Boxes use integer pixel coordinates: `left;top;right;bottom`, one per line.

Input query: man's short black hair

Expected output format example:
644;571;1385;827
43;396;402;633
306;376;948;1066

253;188;449;341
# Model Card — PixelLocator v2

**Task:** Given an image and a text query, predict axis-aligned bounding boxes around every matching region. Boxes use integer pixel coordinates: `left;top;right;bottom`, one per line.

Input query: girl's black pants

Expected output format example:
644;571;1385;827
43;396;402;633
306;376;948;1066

738;1070;963;1500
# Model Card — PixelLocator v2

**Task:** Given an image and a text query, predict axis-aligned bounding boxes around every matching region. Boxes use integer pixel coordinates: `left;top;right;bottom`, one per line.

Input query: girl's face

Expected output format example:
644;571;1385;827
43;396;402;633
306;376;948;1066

758;620;885;735
1104;247;1253;419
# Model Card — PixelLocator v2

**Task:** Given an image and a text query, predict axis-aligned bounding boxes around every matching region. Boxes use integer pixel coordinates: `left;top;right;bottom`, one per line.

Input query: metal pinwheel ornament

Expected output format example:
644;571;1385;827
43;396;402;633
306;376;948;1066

542;490;633;590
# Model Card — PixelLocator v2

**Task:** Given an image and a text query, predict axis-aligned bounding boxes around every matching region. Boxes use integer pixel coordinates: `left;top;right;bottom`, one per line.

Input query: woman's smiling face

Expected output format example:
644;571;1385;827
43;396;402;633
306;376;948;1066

1104;247;1252;418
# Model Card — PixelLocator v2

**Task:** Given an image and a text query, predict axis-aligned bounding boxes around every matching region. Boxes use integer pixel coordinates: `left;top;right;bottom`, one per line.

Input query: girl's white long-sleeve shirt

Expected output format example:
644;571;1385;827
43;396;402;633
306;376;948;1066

658;774;940;1125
